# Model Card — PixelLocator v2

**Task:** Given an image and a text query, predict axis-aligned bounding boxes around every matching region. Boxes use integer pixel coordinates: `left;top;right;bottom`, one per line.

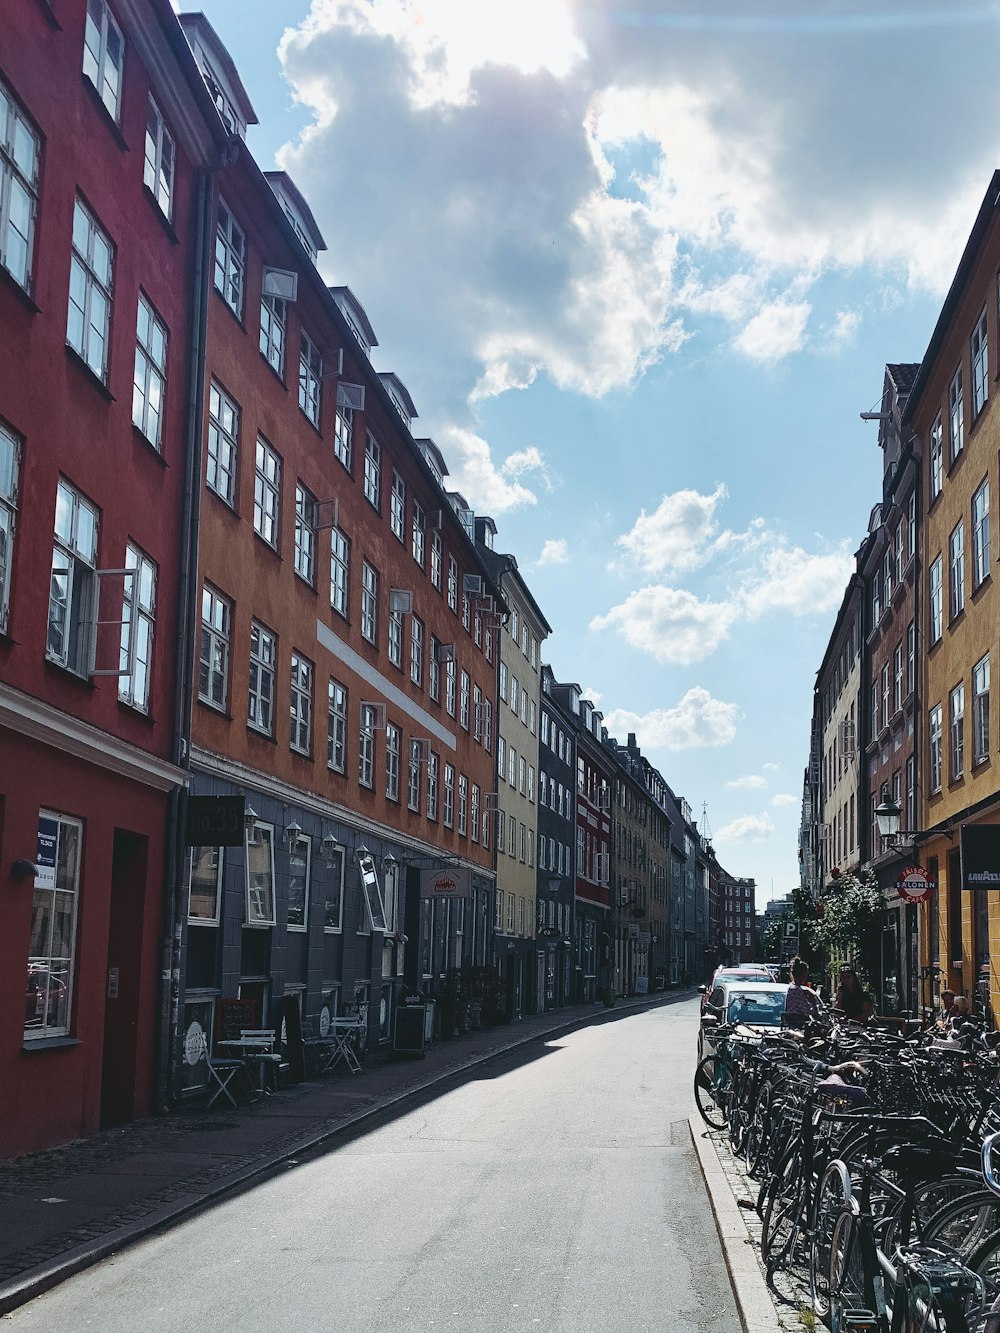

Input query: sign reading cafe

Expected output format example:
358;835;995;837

419;866;472;899
960;823;1000;891
895;865;935;905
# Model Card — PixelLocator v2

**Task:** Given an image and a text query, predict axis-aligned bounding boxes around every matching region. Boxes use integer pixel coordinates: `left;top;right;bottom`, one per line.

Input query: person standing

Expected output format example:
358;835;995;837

783;956;823;1028
835;967;865;1020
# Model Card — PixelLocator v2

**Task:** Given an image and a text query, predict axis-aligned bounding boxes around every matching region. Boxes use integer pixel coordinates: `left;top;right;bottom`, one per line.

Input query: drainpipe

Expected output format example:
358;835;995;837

156;161;216;1113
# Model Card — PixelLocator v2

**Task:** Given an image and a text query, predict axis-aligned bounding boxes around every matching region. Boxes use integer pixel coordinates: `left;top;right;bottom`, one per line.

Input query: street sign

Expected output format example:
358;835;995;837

185;795;246;846
960;824;1000;891
895;865;935;904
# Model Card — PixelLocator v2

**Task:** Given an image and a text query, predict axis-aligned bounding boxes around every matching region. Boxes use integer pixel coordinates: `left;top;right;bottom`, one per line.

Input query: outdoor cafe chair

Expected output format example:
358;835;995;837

237;1029;283;1095
193;1030;246;1110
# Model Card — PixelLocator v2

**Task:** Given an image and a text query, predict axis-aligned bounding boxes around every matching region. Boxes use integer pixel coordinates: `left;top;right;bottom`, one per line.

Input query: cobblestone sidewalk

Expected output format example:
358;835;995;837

697;1122;822;1332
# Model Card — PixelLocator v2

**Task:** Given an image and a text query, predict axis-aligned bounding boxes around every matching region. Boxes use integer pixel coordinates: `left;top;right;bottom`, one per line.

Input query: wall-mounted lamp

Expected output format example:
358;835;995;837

10;858;37;881
357;844;370;860
320;833;343;869
874;786;925;845
383;853;398;870
244;803;259;834
283;819;303;852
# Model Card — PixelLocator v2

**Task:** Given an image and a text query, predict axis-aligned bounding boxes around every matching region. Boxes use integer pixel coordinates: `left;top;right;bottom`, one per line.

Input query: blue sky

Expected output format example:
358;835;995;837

181;0;1000;904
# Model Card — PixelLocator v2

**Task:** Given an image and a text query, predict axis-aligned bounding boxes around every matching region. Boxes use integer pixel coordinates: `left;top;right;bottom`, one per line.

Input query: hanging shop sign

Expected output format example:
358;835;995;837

895;865;935;904
960;823;1000;891
419;865;472;899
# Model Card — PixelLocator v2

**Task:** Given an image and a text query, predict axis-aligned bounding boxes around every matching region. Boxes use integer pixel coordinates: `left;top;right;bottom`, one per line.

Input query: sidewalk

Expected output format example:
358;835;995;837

689;1118;814;1333
0;990;690;1315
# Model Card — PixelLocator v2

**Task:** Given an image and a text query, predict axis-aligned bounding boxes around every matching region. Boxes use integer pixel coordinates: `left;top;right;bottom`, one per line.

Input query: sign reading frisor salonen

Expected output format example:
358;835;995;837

419;866;472;899
960;823;1000;891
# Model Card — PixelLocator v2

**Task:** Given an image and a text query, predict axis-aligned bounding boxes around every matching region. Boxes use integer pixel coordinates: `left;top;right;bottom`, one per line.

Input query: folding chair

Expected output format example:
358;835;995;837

195;1030;246;1109
239;1029;283;1095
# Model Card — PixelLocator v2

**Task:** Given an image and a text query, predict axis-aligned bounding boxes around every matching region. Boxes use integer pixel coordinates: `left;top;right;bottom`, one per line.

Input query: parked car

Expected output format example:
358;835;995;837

700;965;773;1009
697;981;789;1060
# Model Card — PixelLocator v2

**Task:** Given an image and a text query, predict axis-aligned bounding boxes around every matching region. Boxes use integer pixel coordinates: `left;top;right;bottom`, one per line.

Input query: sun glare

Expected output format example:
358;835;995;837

401;0;584;96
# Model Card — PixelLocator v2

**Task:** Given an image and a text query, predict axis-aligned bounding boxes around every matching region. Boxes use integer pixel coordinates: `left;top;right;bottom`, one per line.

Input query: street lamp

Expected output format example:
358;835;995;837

873;786;920;845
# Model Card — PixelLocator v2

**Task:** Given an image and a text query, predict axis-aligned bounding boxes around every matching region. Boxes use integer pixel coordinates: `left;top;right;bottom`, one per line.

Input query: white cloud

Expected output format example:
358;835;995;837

740;541;856;619
581;686;602;705
762;762;780;772
436;426;541;512
726;775;766;790
538;538;569;565
615;483;727;574
602;687;739;750
715;812;775;844
732;298;811;363
589;585;738;665
771;793;798;808
822;309;862;353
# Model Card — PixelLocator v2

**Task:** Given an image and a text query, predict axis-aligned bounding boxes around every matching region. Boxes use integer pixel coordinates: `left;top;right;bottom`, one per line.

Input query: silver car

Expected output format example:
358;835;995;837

697;981;790;1061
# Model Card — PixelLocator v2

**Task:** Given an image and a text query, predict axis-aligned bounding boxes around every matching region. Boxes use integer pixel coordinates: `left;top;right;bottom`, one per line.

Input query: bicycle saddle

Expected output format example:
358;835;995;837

816;1076;870;1104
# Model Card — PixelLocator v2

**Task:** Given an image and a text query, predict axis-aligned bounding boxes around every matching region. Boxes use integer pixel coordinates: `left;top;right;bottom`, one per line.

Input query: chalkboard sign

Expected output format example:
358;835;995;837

217;998;257;1041
392;1004;426;1057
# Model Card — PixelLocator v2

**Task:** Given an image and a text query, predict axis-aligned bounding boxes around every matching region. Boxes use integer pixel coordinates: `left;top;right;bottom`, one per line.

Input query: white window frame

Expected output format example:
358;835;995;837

443;762;455;828
385;723;401;801
187;845;223;924
950;682;965;782
471;784;480;842
447;557;458;612
248;619;276;736
412;501;425;567
427;750;439;820
974;654;990;765
298;330;322;427
430;530;442;589
214;199;245;318
207;380;239;506
83;0;124;122
409;741;423;812
47;478;99;674
25;811;82;1040
67;196;114;382
287;834;310;931
1;78;40;292
118;543;156;711
458;774;468;836
359;703;377;788
973;479;990;588
361;561;378;643
245;820;276;926
445;657;456;717
364;433;380;509
972;309;989;416
334;403;353;470
143;96;174;219
0;420;21;635
132;292;168;449
323;845;344;932
253;436;281;548
259;293;287;378
330;527;349;618
460;670;470;729
390;470;405;541
294;483;318;586
290;652;313;755
949;521;964;621
928;417;942;502
410;616;424;687
929;703;943;795
328;678;347;772
929;554;942;644
388;606;403;668
949;367;964;463
198;583;230;709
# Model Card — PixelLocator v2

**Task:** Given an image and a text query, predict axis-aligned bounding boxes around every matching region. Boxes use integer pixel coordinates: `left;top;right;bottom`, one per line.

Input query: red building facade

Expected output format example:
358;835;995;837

0;0;224;1154
172;24;503;1085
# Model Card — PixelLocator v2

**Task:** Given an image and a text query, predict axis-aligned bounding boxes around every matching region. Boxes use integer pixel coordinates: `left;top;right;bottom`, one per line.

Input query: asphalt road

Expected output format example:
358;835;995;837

3;999;738;1333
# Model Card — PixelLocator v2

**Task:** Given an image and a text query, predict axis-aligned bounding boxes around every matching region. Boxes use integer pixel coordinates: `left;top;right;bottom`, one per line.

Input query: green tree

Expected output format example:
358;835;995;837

812;868;883;991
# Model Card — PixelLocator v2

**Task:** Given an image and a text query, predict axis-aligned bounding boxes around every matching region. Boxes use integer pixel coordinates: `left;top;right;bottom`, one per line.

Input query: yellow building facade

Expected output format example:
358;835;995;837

908;174;1000;1021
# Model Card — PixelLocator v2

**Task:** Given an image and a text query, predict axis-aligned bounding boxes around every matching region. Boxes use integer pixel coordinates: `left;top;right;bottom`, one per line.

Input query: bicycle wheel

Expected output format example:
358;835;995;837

761;1149;803;1273
744;1081;772;1178
811;1160;854;1320
694;1056;729;1130
728;1066;750;1155
828;1209;885;1333
925;1193;1000;1261
968;1227;1000;1305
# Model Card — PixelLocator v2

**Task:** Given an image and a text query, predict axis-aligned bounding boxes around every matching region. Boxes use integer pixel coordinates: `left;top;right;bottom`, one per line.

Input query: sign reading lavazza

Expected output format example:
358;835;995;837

960;825;1000;892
